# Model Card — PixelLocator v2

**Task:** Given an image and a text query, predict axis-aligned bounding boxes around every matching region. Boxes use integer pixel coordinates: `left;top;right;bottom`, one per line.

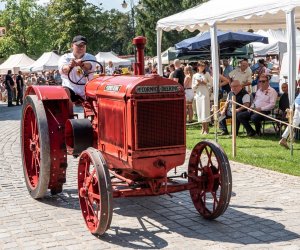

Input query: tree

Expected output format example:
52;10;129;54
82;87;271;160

135;0;207;56
0;0;51;58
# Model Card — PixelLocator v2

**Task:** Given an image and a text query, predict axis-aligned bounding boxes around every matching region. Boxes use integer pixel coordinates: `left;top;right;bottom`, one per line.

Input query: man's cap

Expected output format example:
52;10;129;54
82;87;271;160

72;35;88;45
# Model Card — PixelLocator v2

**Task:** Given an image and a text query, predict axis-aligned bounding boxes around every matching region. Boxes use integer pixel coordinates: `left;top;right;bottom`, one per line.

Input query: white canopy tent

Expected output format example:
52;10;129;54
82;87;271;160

95;52;132;67
157;0;300;114
252;29;300;61
148;47;177;65
21;52;61;72
0;53;35;74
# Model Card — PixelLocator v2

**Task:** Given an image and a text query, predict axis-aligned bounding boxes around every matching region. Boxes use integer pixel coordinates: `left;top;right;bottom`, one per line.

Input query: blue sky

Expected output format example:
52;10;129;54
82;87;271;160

0;0;140;12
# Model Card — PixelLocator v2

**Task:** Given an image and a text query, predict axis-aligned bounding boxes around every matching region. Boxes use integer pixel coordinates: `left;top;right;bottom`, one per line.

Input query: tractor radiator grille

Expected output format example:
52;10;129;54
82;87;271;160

136;99;185;149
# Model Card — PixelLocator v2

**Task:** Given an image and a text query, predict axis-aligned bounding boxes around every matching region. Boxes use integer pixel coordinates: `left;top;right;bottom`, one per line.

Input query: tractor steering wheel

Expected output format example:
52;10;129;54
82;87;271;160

67;59;103;85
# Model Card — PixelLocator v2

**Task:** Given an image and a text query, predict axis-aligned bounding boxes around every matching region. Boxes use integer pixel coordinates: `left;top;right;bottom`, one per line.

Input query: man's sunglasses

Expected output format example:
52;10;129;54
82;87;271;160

258;80;268;83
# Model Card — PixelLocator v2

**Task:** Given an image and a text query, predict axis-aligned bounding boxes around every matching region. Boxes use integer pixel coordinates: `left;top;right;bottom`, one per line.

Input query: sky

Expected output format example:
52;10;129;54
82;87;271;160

0;0;140;12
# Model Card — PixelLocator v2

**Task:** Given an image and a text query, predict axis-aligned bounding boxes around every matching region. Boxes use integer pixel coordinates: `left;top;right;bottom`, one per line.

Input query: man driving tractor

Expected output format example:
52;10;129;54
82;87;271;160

59;35;96;102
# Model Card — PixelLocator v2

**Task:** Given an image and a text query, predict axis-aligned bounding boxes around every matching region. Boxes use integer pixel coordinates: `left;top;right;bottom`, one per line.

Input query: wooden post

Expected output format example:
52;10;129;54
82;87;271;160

232;95;236;158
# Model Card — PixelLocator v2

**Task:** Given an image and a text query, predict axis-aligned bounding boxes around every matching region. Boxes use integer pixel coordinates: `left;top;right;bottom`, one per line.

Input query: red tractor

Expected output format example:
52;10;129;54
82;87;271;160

21;37;232;236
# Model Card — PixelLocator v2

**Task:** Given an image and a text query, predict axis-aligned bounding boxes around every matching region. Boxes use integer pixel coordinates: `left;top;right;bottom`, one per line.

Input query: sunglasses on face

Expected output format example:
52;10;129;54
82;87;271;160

258;80;268;83
75;43;86;48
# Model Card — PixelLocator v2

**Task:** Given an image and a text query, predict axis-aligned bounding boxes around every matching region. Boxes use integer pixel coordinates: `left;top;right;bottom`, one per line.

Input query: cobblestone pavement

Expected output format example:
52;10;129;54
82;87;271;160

0;101;300;249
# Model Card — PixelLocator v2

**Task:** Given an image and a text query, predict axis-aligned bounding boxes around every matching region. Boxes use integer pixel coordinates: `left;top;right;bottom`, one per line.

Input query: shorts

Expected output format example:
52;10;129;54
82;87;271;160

185;89;194;103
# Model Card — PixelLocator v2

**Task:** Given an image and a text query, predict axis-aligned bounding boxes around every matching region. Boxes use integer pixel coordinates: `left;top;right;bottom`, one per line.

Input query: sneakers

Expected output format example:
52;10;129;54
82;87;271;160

279;138;289;149
247;131;256;137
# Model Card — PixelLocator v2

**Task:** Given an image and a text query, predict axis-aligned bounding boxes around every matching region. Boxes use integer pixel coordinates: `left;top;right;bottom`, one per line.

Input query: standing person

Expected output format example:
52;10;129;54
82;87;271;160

16;71;24;105
4;70;15;107
168;64;175;80
222;59;233;94
106;61;114;75
54;70;62;85
173;59;185;86
192;61;213;134
163;66;170;78
254;59;268;89
184;65;194;123
59;35;96;102
279;91;300;149
229;58;252;91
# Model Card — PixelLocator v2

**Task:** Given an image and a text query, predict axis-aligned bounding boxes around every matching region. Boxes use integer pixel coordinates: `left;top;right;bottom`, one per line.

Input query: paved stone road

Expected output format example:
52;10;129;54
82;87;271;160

0;101;300;249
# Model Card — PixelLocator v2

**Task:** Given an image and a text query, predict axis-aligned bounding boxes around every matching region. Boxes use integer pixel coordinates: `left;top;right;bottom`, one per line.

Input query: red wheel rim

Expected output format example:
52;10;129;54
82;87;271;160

78;153;101;233
188;142;223;218
23;105;41;190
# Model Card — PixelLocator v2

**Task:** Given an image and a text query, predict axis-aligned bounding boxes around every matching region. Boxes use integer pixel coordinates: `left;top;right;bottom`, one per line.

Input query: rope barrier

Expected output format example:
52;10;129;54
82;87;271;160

229;100;300;130
185;106;222;126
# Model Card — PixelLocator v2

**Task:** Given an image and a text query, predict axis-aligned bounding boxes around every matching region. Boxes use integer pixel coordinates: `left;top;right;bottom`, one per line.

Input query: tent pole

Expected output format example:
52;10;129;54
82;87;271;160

286;8;296;156
157;28;163;76
210;24;220;142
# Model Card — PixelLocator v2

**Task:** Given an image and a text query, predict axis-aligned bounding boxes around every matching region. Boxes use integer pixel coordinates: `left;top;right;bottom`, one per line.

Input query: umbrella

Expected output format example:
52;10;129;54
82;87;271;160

175;30;268;55
176;45;254;60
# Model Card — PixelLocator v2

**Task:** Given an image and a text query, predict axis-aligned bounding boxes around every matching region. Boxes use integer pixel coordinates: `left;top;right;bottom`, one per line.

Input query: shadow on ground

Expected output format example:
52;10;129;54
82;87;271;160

41;188;299;249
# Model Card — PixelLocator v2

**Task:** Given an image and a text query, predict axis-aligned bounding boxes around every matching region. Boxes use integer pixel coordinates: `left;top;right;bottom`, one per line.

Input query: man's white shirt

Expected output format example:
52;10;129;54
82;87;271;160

59;53;96;98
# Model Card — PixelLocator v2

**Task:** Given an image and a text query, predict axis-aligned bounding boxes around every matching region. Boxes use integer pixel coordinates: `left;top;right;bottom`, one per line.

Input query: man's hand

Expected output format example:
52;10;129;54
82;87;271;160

69;59;83;68
254;107;262;112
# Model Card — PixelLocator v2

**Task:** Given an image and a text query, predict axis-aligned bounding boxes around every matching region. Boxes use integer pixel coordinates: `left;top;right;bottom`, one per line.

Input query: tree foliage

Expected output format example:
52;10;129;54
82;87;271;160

0;0;206;59
135;0;207;56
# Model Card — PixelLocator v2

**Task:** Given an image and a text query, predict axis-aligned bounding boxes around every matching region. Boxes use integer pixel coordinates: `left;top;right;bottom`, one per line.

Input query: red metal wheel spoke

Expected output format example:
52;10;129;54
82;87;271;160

205;147;214;167
31;153;35;170
89;191;100;200
84;198;93;221
211;191;219;211
86;168;96;188
87;199;99;225
34;156;39;176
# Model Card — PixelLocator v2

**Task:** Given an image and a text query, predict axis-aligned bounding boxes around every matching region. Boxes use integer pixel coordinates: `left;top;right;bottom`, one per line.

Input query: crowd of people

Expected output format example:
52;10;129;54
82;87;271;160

0;69;62;106
157;57;300;147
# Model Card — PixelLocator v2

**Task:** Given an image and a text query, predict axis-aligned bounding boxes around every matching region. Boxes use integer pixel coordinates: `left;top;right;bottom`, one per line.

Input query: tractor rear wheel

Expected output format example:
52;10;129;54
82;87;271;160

188;140;232;219
21;95;50;199
78;147;113;236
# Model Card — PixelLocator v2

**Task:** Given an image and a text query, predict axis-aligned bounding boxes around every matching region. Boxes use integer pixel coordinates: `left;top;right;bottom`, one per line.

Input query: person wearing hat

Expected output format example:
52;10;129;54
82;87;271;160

58;35;96;102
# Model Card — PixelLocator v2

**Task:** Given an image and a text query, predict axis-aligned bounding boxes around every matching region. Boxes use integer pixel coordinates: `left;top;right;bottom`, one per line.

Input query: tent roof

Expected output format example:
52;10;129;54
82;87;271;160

0;53;35;74
157;0;300;32
95;52;131;66
21;52;61;72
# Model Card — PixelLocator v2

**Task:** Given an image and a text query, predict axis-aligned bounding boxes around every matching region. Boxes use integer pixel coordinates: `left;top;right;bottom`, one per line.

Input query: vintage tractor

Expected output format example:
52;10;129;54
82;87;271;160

21;36;232;236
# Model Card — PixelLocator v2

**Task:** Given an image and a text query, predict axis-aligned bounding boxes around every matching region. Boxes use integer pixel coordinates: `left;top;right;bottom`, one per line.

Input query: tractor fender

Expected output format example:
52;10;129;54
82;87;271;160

25;85;69;100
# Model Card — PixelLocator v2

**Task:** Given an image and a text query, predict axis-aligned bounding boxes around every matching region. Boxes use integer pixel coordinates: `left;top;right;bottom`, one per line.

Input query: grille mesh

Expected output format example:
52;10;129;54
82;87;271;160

136;99;185;149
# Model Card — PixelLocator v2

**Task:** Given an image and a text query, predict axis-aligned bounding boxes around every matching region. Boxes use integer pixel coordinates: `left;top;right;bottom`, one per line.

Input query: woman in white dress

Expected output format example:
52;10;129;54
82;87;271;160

192;61;213;134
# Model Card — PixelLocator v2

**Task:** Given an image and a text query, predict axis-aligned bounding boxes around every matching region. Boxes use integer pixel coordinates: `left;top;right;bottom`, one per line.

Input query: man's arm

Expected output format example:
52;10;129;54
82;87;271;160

236;94;251;112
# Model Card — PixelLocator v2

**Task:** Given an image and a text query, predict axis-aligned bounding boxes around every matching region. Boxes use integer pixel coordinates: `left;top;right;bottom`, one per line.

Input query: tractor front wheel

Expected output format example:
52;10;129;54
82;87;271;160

78;147;113;236
188;140;232;219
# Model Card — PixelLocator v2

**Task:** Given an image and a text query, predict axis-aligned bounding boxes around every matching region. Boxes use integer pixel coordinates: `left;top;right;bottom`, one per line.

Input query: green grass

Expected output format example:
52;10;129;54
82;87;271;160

186;124;300;176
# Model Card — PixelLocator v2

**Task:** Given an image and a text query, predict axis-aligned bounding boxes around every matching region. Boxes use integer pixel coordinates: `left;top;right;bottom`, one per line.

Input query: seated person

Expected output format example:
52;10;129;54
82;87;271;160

237;73;277;136
279;91;300;149
278;83;289;114
59;35;96;102
219;80;251;135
